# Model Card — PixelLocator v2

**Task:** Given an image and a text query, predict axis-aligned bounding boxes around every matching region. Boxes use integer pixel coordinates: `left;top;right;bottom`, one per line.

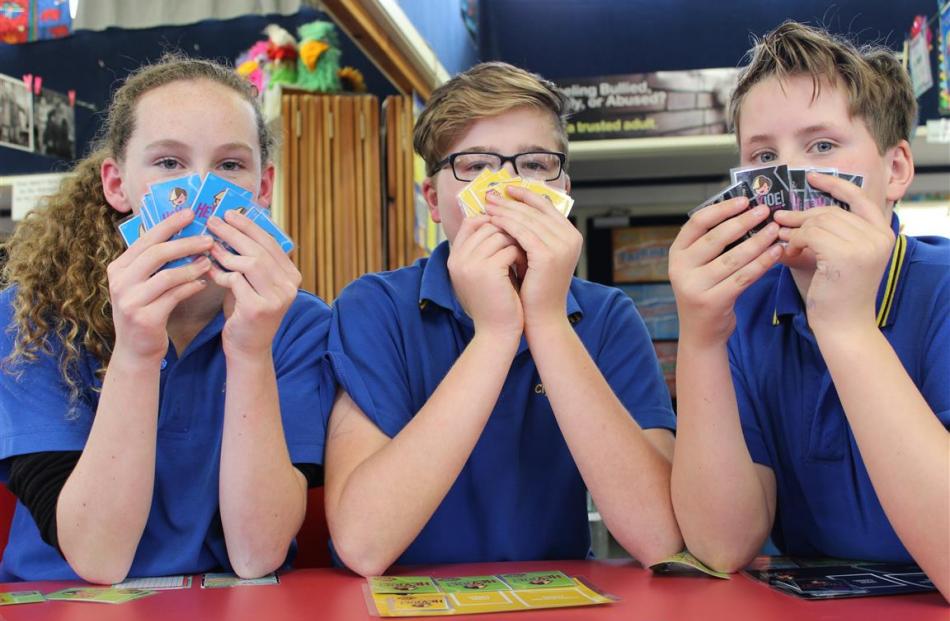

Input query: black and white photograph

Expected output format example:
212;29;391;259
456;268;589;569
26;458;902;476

32;87;74;160
0;73;33;153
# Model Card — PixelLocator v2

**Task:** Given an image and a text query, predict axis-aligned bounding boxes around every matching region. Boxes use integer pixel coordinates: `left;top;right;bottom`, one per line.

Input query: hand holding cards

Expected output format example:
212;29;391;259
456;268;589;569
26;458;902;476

690;165;865;248
116;172;294;268
458;168;574;218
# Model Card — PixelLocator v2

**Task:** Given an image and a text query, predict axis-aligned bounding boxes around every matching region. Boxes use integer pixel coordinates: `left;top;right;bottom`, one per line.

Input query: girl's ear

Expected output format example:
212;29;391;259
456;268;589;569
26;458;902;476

101;157;132;214
255;163;276;207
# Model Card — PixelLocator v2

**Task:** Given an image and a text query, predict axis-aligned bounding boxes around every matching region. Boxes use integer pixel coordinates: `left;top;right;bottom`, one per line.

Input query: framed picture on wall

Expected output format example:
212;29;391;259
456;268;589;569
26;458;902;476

0;73;33;153
611;224;680;283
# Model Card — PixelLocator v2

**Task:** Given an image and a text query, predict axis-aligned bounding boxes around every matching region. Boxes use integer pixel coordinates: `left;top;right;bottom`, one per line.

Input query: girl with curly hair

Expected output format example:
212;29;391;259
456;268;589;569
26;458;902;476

0;56;332;583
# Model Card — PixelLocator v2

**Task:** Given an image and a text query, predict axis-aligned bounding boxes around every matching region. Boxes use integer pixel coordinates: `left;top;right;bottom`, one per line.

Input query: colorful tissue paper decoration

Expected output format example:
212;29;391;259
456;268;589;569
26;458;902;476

296;20;342;93
236;20;358;95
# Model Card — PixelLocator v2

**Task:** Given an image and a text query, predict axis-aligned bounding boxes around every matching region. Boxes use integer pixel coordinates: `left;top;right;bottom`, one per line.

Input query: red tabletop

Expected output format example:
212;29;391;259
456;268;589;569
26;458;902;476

0;560;945;621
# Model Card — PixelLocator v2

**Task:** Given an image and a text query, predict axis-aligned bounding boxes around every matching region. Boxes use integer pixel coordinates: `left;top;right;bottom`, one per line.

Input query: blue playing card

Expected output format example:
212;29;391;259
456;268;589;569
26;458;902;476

117;214;144;248
180;173;254;239
210;192;294;254
144;174;203;268
247;206;295;253
144;174;202;230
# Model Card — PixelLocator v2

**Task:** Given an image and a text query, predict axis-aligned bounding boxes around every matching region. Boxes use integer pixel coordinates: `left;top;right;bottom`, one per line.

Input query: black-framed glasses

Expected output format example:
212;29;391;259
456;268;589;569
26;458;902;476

435;151;566;182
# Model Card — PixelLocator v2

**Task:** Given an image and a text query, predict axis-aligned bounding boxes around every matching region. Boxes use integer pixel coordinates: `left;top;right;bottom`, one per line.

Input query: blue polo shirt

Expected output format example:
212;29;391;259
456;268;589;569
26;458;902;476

729;214;950;561
327;241;675;566
0;288;334;582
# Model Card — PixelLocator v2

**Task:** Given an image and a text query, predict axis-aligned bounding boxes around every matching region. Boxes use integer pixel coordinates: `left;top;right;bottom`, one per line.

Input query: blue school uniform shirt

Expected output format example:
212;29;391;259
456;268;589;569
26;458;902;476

327;241;675;566
0;288;334;581
730;214;950;561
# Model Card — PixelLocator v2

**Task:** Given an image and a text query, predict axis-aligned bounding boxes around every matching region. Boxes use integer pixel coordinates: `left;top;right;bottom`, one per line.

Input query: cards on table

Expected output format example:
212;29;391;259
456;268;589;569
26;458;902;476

650;550;731;579
690;165;865;250
116;173;294;267
745;557;936;600
366;571;615;617
457;168;574;218
45;587;157;604
113;575;193;590
0;590;45;606
200;572;280;588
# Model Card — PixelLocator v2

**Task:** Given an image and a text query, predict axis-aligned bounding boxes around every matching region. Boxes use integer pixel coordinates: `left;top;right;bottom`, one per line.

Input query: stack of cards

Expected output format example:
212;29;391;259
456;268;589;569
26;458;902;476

690;165;865;249
457;168;574;218
365;571;615;617
117;172;294;269
745;559;936;600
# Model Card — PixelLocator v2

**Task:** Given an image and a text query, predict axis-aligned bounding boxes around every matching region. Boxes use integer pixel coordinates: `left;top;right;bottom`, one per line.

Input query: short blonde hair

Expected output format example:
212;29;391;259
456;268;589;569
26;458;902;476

414;62;569;176
730;21;917;153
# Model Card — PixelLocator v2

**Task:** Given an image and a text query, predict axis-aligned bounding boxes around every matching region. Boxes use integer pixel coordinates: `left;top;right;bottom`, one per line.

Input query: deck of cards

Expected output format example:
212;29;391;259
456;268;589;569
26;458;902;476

457;168;574;218
690;165;865;249
116;172;294;269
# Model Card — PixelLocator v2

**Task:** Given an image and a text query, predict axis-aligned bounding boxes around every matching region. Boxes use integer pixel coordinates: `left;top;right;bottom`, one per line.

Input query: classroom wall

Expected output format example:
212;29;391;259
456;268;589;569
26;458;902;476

396;0;479;77
0;7;397;175
478;0;945;123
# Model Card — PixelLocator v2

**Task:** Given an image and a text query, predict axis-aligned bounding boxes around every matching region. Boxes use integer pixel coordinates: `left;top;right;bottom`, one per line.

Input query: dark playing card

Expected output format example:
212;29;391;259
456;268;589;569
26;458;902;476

689;181;756;253
801;167;842;211
787;168;808;211
790;577;859;595
837;172;865;188
689;181;755;217
730;164;791;235
828;573;906;590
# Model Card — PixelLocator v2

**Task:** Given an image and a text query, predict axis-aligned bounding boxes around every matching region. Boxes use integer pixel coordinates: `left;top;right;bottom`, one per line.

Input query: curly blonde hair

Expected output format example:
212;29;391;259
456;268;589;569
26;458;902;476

1;54;274;406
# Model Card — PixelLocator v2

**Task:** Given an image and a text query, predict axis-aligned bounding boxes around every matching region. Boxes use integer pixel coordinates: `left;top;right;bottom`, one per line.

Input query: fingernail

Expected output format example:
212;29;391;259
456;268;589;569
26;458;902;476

753;205;768;216
486;189;500;199
770;245;782;257
766;222;779;234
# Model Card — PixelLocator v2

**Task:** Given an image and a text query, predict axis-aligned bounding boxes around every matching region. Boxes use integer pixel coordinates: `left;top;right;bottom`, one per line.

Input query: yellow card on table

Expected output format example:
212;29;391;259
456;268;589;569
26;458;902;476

366;571;616;617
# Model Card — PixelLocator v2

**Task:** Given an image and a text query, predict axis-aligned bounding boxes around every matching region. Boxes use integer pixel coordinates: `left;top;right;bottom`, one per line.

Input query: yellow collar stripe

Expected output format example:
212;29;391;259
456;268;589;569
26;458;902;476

876;234;906;328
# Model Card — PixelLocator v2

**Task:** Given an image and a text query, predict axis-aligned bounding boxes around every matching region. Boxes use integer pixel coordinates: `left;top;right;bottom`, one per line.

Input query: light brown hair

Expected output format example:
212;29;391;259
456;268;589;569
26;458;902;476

1;54;274;406
729;21;917;153
414;61;570;176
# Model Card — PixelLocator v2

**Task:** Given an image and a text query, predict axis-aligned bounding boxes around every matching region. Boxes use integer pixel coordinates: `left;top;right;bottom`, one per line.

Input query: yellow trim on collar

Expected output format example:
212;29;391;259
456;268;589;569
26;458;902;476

876;234;906;328
771;309;780;326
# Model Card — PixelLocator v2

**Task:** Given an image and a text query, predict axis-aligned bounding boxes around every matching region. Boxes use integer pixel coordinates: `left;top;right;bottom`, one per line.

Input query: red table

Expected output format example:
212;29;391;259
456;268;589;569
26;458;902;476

0;560;945;620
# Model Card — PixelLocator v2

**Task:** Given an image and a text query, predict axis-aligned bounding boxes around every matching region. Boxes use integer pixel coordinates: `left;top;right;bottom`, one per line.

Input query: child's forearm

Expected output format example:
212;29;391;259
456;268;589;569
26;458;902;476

57;346;160;584
671;339;774;572
816;325;950;600
527;318;682;566
325;330;520;577
219;352;307;579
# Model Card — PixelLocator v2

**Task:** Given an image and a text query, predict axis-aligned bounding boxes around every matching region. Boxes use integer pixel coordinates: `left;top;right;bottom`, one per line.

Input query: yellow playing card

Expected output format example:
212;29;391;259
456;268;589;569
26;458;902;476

520;179;575;216
457;168;516;217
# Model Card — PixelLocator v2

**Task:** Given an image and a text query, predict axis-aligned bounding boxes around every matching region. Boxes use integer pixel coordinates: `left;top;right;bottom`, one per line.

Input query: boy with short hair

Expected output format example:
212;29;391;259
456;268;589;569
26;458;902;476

324;61;682;577
668;21;949;599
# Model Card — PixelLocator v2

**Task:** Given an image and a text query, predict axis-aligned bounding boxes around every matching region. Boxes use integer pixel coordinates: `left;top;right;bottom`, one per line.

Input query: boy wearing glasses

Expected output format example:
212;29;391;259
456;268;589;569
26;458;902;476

323;62;681;576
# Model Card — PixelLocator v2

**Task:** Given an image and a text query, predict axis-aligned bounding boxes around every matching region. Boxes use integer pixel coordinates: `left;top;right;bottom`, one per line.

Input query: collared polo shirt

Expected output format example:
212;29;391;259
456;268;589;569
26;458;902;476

729;214;950;560
327;241;675;566
0;288;333;581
